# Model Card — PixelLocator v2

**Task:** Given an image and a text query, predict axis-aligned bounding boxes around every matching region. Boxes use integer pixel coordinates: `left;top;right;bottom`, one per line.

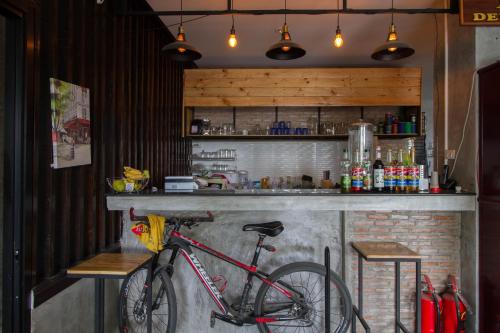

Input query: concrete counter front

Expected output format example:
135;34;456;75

107;191;477;333
107;190;476;212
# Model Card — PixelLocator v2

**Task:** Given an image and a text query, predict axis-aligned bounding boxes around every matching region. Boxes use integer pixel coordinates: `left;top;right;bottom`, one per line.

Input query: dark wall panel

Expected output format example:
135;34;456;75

15;0;192;304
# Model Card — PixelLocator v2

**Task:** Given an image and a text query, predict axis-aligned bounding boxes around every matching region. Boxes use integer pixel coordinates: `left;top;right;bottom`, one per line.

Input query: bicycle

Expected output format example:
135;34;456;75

118;208;352;333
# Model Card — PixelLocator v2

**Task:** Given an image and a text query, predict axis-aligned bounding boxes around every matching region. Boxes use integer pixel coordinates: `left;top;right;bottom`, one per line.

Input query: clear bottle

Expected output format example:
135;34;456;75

395;149;406;193
340;149;351;193
373;146;385;192
406;147;419;193
351;149;363;192
384;149;396;192
362;149;373;191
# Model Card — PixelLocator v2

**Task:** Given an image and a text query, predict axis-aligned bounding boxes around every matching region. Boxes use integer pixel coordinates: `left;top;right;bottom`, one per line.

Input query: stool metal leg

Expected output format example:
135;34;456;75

147;259;153;333
95;279;104;333
415;260;421;333
358;255;363;317
395;262;400;333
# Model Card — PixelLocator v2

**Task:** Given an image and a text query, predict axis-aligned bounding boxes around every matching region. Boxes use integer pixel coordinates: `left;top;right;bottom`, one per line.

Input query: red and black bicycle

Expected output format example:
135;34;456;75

119;210;352;333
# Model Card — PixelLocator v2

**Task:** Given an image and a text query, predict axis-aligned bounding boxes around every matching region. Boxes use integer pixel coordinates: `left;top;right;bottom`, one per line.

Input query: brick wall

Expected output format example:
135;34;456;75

347;211;461;333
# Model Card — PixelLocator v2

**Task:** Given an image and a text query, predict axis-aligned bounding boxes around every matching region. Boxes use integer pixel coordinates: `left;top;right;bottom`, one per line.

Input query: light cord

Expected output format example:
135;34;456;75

337;0;340;28
449;71;478;177
180;0;183;26
285;0;287;24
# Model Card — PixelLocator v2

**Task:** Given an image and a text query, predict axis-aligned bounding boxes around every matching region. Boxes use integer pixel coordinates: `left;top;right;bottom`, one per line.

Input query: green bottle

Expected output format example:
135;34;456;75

340;149;351;193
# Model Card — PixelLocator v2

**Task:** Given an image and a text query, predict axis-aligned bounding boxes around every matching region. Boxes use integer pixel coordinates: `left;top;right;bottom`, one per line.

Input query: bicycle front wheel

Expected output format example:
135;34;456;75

119;267;177;333
254;262;352;333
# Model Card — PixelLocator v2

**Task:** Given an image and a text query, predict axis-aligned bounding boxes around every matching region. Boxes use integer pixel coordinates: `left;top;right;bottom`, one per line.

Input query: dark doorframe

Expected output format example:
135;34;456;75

1;3;28;332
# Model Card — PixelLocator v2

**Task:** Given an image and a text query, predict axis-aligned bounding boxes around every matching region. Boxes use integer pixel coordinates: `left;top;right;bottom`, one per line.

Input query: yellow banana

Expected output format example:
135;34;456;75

124;166;142;175
124;173;144;181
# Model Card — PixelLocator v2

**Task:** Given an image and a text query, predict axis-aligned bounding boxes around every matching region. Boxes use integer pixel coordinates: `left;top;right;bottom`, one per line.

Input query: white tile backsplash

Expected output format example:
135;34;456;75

193;140;347;184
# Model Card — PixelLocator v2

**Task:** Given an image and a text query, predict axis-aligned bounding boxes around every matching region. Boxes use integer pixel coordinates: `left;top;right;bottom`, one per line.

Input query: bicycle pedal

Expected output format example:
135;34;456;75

210;311;216;328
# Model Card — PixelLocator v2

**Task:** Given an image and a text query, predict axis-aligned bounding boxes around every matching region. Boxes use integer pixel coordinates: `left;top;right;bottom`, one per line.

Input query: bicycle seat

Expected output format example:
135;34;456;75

242;221;284;237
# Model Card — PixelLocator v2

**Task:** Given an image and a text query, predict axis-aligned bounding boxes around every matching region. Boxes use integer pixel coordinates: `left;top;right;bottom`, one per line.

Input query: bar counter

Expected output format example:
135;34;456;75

107;189;476;212
106;190;476;333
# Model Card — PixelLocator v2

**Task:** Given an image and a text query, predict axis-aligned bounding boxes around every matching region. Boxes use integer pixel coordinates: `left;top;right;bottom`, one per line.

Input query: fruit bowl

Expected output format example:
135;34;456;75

107;177;149;193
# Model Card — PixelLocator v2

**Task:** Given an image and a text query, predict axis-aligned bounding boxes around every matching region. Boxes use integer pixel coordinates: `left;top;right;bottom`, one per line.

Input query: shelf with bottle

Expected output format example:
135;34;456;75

184;106;424;140
189;134;421;141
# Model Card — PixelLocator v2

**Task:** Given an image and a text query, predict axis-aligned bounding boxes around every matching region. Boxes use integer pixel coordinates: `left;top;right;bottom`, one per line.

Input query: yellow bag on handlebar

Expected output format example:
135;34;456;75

131;214;166;253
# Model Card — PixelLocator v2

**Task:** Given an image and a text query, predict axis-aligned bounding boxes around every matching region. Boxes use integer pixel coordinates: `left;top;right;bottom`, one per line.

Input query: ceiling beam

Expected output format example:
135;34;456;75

124;8;456;16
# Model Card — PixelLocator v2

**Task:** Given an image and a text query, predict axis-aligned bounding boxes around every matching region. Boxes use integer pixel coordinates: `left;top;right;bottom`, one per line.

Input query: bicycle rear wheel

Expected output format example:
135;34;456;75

254;262;352;333
119;267;177;333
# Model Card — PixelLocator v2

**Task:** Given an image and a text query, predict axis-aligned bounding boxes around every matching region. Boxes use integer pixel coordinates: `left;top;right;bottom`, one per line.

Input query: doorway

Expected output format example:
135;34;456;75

0;13;5;332
1;4;25;331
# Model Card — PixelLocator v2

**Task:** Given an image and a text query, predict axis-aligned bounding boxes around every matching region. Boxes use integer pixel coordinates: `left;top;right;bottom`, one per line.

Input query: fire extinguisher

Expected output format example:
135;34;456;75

441;275;471;333
422;275;443;333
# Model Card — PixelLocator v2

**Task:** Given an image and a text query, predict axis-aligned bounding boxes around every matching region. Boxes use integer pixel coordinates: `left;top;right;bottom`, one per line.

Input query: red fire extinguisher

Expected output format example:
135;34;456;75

441;275;471;333
421;275;443;333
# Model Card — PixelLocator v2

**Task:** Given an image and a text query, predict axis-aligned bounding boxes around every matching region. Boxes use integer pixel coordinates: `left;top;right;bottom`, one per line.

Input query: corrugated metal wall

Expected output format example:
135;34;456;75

25;0;191;304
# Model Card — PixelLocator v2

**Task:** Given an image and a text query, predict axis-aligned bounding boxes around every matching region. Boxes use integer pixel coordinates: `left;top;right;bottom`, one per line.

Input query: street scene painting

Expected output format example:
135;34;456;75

50;78;91;168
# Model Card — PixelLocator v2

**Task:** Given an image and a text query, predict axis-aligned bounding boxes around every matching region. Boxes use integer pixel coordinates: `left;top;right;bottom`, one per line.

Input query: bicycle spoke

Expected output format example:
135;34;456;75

258;268;349;333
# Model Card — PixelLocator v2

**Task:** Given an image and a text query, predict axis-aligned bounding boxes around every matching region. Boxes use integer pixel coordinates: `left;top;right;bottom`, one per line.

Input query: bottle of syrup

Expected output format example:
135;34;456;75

373;146;385;192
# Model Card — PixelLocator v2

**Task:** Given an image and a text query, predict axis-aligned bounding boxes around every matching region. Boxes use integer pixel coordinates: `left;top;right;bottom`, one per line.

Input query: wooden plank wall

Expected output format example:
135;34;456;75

184;68;422;107
16;0;191;305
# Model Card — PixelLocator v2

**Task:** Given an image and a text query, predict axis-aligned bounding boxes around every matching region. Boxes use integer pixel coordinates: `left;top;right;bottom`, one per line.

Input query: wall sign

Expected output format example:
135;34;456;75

460;0;500;25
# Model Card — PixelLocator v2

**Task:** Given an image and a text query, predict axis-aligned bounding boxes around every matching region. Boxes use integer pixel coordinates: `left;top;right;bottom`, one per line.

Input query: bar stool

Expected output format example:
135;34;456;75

351;241;422;333
67;253;153;333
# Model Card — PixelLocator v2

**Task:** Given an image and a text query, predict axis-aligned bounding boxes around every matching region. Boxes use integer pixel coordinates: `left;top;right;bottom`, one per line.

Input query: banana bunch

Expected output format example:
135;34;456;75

123;166;150;181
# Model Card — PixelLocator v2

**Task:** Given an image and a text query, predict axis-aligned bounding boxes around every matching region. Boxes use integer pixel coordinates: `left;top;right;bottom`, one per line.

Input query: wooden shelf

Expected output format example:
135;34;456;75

188;134;349;140
188;134;423;141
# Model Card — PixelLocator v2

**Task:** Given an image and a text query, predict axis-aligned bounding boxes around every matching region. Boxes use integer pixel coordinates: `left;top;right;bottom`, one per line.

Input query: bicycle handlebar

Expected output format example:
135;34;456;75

129;207;214;226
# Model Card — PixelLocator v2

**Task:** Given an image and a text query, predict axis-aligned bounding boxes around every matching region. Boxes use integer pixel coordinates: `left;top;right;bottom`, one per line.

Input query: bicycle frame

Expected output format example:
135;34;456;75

167;229;302;323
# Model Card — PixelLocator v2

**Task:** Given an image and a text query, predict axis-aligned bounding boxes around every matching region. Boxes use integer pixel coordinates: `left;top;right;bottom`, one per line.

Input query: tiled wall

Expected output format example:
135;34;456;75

347;211;461;333
193;138;413;185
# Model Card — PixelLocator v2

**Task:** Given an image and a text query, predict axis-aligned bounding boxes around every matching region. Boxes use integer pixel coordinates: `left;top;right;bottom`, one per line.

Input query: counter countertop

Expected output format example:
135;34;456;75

106;190;476;212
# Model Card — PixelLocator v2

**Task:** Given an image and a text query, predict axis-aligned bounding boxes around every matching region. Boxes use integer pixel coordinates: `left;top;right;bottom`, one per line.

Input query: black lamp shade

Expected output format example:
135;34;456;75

266;41;306;60
371;41;415;61
162;41;202;62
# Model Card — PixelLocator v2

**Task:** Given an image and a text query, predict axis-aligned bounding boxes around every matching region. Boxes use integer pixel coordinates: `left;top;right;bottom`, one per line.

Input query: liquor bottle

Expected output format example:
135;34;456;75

406;146;419;193
395;149;406;193
340;149;351;193
362;149;373;191
384;149;396;192
373;146;385;192
351;149;363;192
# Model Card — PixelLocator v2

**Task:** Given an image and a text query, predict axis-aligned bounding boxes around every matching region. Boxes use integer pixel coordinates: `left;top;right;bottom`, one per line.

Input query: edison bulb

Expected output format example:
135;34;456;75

228;33;238;48
177;47;186;53
388;46;398;52
281;45;291;52
387;23;398;42
334;29;344;48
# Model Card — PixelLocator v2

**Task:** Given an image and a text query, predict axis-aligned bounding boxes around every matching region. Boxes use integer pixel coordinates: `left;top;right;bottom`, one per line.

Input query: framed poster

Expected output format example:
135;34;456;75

50;78;92;168
460;0;500;25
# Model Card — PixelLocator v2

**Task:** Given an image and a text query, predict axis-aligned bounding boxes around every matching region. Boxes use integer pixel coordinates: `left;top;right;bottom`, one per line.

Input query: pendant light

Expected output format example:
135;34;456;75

228;13;238;48
162;0;202;62
265;0;306;60
371;0;414;61
333;0;344;48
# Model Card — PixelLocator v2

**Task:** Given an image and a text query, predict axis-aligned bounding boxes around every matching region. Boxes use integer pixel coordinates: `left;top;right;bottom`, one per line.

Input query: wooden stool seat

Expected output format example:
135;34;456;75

351;241;422;333
352;241;422;260
67;253;151;277
67;253;153;333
